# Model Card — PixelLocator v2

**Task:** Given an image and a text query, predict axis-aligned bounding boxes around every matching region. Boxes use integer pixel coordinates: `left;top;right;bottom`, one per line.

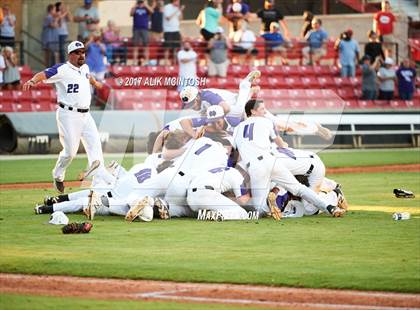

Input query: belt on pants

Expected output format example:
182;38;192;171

192;185;215;192
59;102;89;113
246;155;264;169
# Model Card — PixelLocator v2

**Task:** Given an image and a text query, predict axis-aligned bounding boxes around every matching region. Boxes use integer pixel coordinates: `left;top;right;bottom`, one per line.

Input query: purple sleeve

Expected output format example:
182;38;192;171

201;90;223;106
241;3;250;14
225;116;243;127
44;63;64;78
191;117;208;128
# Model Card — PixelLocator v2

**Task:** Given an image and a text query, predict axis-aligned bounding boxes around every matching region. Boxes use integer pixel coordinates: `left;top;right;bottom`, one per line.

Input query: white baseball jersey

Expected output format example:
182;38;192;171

44;62;92;109
233;116;277;163
189;167;245;198
163;116;207;132
143;152;164;170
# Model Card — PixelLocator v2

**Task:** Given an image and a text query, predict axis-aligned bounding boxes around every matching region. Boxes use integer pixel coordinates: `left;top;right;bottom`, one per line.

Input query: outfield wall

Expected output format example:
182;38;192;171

1;111;419;154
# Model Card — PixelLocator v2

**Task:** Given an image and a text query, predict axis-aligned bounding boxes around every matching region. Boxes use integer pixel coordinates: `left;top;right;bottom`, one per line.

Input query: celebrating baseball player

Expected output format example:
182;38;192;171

23;41;111;193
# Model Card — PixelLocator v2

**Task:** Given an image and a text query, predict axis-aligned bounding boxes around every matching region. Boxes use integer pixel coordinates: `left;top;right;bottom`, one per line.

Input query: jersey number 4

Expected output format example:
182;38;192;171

67;84;79;93
243;123;254;141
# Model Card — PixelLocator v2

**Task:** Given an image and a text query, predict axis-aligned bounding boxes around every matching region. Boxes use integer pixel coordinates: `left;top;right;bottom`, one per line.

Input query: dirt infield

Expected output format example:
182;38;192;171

1;273;419;310
0;164;419;191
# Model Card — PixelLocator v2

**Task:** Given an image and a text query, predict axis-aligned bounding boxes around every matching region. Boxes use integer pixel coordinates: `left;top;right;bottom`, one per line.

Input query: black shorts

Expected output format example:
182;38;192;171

163;32;181;49
200;28;215;41
232;46;258;55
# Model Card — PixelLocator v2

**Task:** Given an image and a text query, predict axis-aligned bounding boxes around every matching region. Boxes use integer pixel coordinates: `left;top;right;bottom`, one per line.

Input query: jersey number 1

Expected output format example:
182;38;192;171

67;84;79;93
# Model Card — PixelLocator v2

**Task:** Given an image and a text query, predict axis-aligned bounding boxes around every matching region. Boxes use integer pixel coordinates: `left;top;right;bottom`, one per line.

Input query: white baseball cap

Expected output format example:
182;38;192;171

67;41;85;54
384;57;394;65
180;86;199;106
206;105;225;122
216;26;224;34
48;211;69;225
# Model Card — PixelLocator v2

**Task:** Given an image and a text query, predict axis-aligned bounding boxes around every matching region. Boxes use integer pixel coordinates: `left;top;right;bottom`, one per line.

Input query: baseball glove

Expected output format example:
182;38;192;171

62;222;93;234
393;188;415;198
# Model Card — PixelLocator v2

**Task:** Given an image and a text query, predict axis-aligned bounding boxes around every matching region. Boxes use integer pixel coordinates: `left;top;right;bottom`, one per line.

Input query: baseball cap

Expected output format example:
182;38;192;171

206;105;225;122
48;211;69;225
67;41;85;54
84;0;93;4
384;57;394;65
180;86;199;107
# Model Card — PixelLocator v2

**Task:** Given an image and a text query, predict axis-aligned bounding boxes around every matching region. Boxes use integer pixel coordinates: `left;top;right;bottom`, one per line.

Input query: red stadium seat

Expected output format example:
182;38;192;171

290;99;308;110
115;100;135;110
228;64;250;77
266;77;287;88
18;65;33;79
285;77;304;88
276;65;300;77
13;103;32;112
271;99;293;109
299;66;315;76
333;77;352;88
133;101;152;110
0;90;14;102
336;88;355;100
13;90;32;103
358;100;376;109
32;90;55;102
166;101;182;110
405;100;420;108
301;76;320;88
165;66;179;77
166;90;179;101
390;100;408;109
343;100;358;109
31;102;54;112
0;101;15;112
110;65;131;77
317;76;335;88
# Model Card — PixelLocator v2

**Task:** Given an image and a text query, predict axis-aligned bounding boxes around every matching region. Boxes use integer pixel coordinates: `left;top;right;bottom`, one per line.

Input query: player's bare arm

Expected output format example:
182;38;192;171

89;75;103;89
23;72;47;91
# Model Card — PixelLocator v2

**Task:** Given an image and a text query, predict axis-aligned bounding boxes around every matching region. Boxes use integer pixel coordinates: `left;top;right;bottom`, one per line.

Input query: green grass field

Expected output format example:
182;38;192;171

0;149;419;300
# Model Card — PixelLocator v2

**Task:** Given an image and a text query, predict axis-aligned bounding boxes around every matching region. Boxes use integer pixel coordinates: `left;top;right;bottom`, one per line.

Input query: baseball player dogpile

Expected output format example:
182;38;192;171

32;44;348;222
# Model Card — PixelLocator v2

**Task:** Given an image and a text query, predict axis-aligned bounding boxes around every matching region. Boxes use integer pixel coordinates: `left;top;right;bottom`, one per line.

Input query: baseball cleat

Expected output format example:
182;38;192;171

53;179;65;193
84;190;102;220
78;160;100;181
125;196;152;222
44;196;59;206
334;184;349;210
327;205;345;217
107;160;119;176
245;70;261;83
34;204;53;214
267;192;282;221
154;198;170;219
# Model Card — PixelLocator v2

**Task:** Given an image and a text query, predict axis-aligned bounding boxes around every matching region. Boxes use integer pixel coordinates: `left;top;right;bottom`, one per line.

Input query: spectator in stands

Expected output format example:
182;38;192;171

130;0;152;66
2;46;20;90
150;0;164;42
86;31;107;81
0;6;3;25
103;20;127;65
373;0;396;57
361;55;381;100
163;0;184;65
0;50;5;89
377;57;396;100
55;2;72;64
262;22;291;65
208;27;230;77
364;30;384;64
302;18;328;65
177;41;197;90
196;0;222;42
230;21;258;64
74;0;100;42
257;0;289;37
226;0;250;33
300;10;313;39
335;29;359;77
0;5;16;48
396;59;416;100
41;4;59;67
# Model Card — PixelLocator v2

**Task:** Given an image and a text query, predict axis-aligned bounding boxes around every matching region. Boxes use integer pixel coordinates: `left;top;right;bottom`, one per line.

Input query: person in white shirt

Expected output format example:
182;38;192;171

230;21;258;64
177;41;197;91
233;99;346;219
163;0;184;65
22;41;111;193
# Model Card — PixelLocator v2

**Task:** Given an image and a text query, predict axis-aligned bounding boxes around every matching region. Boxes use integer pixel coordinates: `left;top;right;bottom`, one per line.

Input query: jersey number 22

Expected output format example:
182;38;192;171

67;84;79;93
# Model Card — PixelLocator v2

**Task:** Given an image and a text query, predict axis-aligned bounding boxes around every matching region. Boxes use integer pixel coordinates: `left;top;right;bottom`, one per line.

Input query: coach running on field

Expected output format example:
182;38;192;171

23;41;111;193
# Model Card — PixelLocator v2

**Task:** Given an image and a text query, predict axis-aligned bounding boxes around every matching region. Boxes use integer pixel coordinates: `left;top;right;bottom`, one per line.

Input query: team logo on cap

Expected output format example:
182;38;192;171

75;42;83;47
209;110;216;117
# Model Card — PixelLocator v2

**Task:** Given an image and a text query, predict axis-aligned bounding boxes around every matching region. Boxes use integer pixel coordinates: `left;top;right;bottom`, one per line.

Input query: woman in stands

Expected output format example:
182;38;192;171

2;46;20;90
